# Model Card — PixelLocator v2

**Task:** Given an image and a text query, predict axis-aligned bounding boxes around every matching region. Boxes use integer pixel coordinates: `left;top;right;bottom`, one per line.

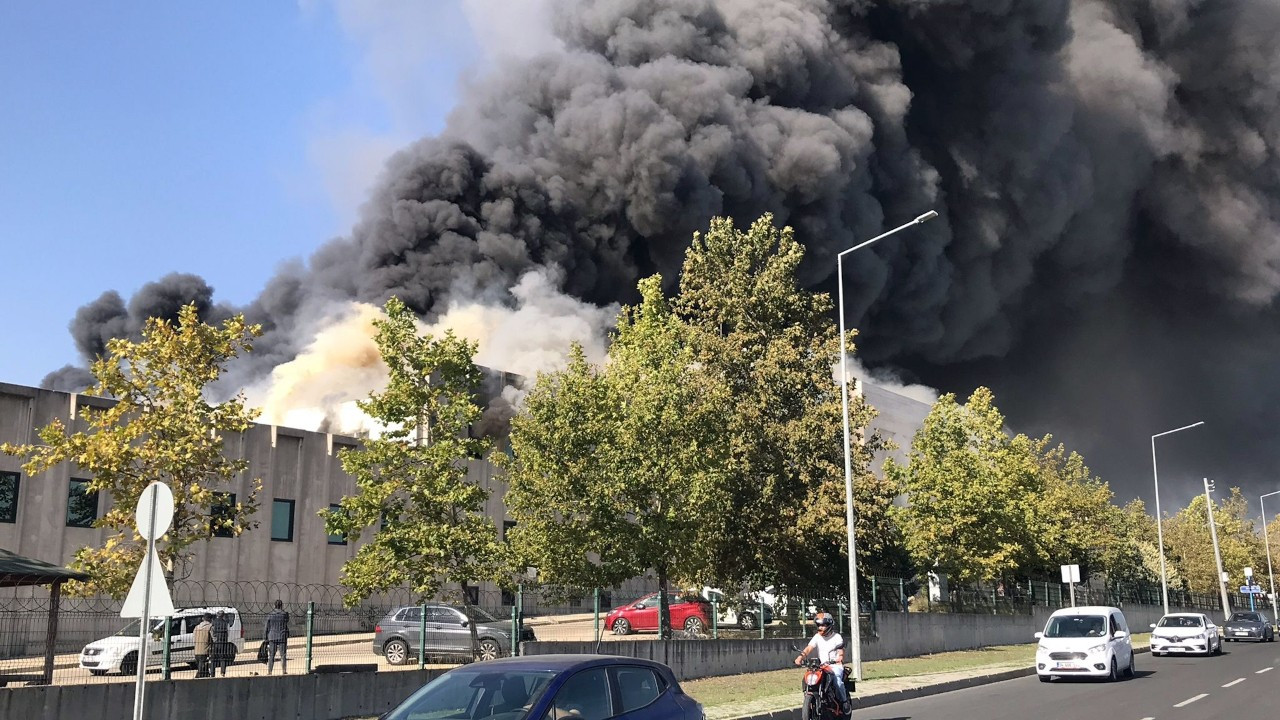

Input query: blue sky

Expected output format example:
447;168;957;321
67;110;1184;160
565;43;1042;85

0;1;511;386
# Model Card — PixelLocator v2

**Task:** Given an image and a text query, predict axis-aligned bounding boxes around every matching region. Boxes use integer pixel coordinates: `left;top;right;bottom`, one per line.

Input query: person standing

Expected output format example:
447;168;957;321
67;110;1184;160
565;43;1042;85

264;600;290;675
193;613;214;678
210;610;231;677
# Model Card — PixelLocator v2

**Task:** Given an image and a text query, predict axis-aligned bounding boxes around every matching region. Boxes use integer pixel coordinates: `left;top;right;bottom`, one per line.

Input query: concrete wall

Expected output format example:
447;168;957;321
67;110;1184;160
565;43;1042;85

0;668;440;720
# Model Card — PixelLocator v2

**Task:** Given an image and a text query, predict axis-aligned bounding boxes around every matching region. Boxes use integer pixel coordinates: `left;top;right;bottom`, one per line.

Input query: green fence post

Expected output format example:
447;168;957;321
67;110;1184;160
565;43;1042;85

593;587;600;645
418;602;427;669
760;596;766;639
871;577;878;610
162;616;172;681
512;598;520;656
900;578;906;613
837;602;844;635
305;601;315;674
517;585;525;653
710;598;718;639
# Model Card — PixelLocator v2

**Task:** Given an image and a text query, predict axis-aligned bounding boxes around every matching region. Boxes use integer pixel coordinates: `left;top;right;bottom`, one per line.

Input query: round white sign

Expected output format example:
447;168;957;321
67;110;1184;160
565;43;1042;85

135;482;175;541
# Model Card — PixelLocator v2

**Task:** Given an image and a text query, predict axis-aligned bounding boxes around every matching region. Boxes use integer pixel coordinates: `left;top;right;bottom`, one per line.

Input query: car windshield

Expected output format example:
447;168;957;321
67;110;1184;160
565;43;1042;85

114;618;167;637
1043;615;1107;638
1230;612;1263;623
467;607;499;623
1157;616;1203;628
384;668;556;720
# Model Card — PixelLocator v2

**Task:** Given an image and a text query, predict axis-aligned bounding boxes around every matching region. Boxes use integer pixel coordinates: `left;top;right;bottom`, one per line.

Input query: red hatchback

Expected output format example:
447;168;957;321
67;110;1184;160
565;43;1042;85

606;592;712;635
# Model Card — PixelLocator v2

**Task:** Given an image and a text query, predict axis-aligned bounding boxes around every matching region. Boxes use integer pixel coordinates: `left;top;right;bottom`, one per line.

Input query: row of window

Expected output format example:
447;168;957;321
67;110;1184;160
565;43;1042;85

0;472;348;545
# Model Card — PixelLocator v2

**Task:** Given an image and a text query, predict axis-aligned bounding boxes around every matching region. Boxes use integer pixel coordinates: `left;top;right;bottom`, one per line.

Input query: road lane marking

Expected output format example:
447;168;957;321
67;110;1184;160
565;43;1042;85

1173;693;1209;708
1256;666;1273;674
1222;678;1246;688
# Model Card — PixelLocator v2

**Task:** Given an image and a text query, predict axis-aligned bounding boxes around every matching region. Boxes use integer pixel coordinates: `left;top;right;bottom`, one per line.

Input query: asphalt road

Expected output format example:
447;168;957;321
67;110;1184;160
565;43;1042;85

854;640;1280;720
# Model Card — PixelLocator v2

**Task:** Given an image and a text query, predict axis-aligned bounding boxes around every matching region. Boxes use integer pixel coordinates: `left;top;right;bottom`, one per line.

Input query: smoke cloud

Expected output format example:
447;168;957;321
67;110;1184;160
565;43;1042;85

48;0;1280;508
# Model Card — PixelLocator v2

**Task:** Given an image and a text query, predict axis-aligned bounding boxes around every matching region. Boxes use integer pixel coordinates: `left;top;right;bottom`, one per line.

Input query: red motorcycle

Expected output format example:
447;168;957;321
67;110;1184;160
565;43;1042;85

798;656;853;720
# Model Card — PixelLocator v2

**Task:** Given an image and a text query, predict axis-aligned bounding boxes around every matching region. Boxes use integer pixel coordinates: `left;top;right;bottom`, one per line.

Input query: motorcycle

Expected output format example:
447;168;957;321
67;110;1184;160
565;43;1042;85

797;655;854;720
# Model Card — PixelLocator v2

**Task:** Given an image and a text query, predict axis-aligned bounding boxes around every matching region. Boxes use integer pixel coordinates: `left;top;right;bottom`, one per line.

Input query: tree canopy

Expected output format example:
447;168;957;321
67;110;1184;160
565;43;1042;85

1;304;262;595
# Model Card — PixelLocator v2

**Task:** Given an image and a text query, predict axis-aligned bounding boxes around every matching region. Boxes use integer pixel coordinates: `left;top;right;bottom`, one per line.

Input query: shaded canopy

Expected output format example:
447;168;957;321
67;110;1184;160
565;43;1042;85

0;547;89;587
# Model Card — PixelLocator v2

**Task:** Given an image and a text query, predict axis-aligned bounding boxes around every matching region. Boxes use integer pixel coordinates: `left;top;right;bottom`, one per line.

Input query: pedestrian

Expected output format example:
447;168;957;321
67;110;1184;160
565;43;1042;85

264;599;290;675
193;613;214;678
210;610;231;677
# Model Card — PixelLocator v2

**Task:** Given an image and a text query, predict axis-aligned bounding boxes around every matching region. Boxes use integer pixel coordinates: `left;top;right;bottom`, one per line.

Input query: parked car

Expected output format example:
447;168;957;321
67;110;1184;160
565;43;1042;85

1222;611;1275;642
1034;606;1135;682
79;606;245;675
699;587;774;630
379;654;703;720
372;604;534;664
1149;612;1221;656
605;592;712;635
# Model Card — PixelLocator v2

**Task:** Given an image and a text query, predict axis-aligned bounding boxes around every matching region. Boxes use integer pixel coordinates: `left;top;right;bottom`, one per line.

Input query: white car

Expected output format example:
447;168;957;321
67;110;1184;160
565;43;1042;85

79;606;245;675
1035;606;1135;682
699;587;775;630
1150;612;1221;656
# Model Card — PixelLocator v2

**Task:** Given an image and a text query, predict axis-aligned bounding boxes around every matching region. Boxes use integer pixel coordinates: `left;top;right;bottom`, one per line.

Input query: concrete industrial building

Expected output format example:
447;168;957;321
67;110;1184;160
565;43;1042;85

0;378;932;595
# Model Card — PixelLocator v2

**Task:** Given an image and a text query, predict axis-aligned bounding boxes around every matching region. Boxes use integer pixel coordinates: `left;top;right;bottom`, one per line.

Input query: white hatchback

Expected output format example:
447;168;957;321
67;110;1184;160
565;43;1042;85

79;606;245;675
1035;606;1135;682
1150;612;1221;656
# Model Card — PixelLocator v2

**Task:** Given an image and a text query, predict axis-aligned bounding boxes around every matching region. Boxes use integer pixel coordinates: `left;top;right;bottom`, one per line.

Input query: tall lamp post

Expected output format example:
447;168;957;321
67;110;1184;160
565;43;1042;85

1262;491;1280;614
1151;421;1204;614
838;210;938;681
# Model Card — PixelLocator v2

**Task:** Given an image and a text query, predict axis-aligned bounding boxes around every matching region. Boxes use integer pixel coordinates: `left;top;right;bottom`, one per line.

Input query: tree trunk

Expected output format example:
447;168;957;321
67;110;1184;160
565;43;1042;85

462;581;482;660
657;566;671;639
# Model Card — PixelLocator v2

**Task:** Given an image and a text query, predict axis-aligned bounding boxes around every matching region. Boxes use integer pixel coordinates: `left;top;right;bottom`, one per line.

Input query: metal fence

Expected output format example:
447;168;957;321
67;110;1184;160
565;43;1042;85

0;573;1271;689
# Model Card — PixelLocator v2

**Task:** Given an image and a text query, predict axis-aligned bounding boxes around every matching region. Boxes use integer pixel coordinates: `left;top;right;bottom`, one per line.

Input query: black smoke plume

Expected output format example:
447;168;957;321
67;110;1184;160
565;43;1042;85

48;0;1280;508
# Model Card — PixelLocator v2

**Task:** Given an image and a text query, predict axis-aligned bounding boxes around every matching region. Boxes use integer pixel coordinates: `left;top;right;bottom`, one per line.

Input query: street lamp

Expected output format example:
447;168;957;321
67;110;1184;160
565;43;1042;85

1262;491;1280;614
1151;421;1204;614
838;210;938;681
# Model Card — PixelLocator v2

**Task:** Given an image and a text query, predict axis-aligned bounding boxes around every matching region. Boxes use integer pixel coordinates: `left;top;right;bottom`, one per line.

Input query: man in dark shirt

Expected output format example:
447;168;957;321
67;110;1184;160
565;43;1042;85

210;610;231;677
264;600;290;675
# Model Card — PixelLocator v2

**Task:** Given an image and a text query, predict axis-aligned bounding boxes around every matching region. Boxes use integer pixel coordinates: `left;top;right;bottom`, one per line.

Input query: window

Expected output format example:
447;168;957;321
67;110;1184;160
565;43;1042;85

613;666;664;713
210;492;236;538
543;668;611;720
327;504;347;545
66;478;99;528
0;471;18;523
270;499;295;542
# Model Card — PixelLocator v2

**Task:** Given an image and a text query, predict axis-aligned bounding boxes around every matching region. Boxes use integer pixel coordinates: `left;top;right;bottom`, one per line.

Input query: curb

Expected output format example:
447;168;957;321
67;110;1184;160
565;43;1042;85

728;647;1152;720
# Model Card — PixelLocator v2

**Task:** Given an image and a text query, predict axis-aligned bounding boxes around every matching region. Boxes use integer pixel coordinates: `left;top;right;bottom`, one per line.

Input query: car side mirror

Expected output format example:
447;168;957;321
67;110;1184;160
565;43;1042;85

461;620;470;627
633;603;646;610
1149;623;1156;629
1113;630;1128;639
1033;632;1043;639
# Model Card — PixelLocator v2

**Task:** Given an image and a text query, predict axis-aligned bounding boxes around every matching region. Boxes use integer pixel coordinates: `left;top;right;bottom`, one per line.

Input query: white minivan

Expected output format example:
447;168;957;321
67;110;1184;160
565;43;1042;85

79;606;244;675
1035;605;1135;682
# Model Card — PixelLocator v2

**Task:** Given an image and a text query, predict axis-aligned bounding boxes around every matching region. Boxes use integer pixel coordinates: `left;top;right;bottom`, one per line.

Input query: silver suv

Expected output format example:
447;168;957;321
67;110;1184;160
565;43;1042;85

371;604;536;663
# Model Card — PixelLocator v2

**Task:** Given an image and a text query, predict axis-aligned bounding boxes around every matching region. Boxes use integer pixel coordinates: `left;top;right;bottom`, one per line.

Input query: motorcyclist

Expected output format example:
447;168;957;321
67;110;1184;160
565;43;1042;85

794;612;850;713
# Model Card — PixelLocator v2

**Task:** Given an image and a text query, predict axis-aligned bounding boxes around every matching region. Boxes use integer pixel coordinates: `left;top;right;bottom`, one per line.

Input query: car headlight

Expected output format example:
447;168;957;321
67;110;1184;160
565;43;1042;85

1086;644;1108;655
82;648;101;656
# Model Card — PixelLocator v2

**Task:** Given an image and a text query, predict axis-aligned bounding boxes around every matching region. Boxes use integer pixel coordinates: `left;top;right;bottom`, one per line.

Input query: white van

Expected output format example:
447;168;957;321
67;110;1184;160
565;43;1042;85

1034;605;1134;682
79;606;245;675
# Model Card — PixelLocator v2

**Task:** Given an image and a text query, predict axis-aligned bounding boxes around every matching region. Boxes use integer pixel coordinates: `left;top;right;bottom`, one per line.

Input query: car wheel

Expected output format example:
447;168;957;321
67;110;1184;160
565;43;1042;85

1108;657;1119;682
1213;638;1222;656
383;638;410;666
738;612;756;631
119;651;138;676
684;616;705;634
612;618;632;636
1125;652;1136;678
89;669;107;676
1038;674;1051;683
477;638;502;661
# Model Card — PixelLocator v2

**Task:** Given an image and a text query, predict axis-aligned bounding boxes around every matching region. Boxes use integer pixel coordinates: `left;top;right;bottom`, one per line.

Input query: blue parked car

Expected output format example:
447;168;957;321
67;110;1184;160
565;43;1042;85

381;654;704;720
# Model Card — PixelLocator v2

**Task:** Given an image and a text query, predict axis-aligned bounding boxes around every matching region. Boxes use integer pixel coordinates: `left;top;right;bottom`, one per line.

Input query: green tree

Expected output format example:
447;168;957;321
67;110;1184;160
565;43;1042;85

322;297;501;655
886;387;1043;583
1164;488;1266;595
672;214;893;589
1;304;262;595
501;276;730;636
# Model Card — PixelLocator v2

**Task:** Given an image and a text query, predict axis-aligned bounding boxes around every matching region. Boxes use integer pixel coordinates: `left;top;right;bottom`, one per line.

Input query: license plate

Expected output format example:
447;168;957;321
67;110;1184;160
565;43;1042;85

1235;631;1248;636
1055;662;1078;669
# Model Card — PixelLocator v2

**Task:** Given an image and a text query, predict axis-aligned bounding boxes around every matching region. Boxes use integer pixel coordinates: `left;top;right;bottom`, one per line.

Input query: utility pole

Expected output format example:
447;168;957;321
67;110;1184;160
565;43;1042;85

1204;478;1232;621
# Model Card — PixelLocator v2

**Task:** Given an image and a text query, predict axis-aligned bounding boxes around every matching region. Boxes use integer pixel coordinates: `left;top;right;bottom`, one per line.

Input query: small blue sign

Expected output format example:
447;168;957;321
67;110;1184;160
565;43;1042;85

1239;585;1265;594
